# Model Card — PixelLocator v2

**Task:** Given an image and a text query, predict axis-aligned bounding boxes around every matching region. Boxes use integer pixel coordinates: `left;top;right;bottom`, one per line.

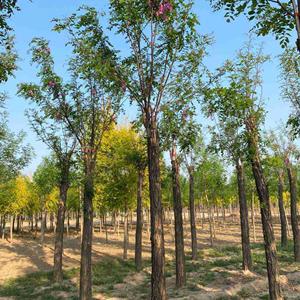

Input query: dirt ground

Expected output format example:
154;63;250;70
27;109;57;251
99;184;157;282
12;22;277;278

0;215;299;299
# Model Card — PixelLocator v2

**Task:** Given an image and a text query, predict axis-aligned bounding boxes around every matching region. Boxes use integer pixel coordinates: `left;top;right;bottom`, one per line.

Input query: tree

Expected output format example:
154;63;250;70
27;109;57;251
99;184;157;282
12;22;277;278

42;8;122;298
109;1;206;297
209;0;300;51
203;40;283;299
18;37;77;283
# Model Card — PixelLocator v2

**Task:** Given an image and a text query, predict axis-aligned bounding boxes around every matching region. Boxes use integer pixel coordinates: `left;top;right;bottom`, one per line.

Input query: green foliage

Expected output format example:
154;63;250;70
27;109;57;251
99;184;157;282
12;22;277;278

279;47;300;137
210;0;295;48
95;126;147;212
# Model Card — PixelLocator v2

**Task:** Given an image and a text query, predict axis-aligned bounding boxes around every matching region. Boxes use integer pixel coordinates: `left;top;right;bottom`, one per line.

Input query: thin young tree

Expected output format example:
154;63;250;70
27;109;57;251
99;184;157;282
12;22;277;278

18;38;77;281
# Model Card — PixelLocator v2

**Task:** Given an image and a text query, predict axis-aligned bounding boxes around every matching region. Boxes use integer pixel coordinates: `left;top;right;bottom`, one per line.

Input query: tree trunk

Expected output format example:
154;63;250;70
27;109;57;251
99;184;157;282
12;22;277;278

135;167;144;271
53;175;69;283
146;119;167;300
79;161;94;300
286;164;300;261
50;212;54;232
76;207;80;232
123;207;129;260
246;118;282;299
251;192;257;243
10;215;13;242
40;198;46;246
188;167;197;260
278;171;288;248
236;158;252;271
170;145;186;288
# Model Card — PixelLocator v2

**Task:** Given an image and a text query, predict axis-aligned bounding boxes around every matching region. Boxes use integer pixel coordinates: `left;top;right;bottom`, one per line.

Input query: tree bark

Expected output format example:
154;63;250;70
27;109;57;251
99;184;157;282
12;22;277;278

251;192;256;243
188;167;197;260
236;158;252;271
53;171;69;283
170;145;186;288
286;164;300;261
135;167;144;271
146;119;167;300
278;170;288;248
79;160;94;300
246;117;282;299
123;206;129;260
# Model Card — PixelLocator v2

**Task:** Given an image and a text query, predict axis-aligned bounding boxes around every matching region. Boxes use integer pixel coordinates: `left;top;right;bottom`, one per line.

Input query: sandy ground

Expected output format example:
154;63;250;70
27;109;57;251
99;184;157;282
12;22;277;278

0;214;299;299
0;215;260;283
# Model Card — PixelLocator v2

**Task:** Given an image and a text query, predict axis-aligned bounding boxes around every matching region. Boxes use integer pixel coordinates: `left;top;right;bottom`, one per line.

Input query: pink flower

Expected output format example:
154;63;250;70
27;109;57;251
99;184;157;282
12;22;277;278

156;1;173;18
28;90;34;97
48;81;56;88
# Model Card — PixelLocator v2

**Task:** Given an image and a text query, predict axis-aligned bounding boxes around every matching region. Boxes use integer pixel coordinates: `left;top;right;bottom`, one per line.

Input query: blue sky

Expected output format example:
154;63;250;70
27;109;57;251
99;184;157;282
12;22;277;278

1;0;291;175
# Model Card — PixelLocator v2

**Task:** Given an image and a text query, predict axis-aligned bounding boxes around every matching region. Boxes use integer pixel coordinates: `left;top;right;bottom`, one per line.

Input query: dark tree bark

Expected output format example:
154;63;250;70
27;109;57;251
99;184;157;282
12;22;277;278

245;118;282;300
278;170;288;248
170;145;186;288
76;207;80;232
236;158;252;271
286;164;300;261
80;160;94;300
53;167;70;283
146;119;167;300
188;166;197;260
123;204;129;260
135;167;144;271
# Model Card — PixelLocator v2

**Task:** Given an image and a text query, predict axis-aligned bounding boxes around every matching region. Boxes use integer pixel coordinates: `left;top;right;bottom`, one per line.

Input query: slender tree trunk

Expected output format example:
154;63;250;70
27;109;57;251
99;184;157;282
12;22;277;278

123;206;129;260
188;167;197;260
10;215;13;242
286;164;300;261
40;198;46;246
278;171;288;248
16;215;20;234
76;207;80;232
53;174;69;283
209;205;213;247
135;167;144;271
79;160;94;300
146;119;166;300
251;192;257;243
50;212;54;232
170;146;186;288
236;158;252;271
246;118;282;300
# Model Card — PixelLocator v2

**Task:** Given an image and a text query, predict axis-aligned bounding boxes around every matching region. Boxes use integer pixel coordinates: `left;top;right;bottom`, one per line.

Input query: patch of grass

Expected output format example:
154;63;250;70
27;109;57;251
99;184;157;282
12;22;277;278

198;271;216;285
216;296;239;300
92;257;135;286
237;288;252;299
0;272;77;299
